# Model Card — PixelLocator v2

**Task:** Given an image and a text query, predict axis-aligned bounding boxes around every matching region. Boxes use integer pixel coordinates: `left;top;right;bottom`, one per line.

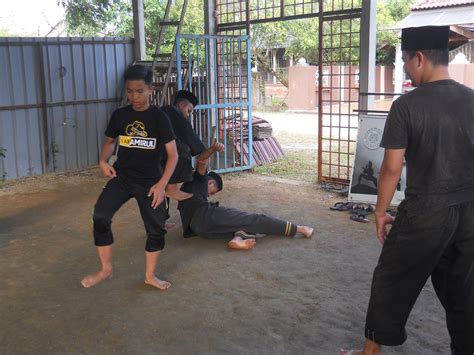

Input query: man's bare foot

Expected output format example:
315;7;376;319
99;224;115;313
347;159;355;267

296;226;314;238
228;236;256;250
165;222;176;230
81;269;112;288
338;350;363;355
144;275;171;290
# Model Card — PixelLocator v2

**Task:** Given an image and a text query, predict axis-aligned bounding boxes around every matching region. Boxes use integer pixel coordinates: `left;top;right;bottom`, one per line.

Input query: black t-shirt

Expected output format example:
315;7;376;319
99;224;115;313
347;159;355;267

161;105;205;156
381;79;474;212
105;105;174;182
178;171;210;237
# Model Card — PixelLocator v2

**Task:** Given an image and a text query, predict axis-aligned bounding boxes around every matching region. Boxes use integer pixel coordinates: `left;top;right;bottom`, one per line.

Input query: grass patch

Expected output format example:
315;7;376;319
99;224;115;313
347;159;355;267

254;149;317;183
254;131;318;183
273;131;317;145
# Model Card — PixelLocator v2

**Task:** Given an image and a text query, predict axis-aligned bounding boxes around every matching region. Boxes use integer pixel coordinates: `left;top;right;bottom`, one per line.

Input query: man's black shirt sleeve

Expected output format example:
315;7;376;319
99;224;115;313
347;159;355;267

156;108;176;145
162;105;205;156
172;115;206;156
104;110;119;138
380;99;409;149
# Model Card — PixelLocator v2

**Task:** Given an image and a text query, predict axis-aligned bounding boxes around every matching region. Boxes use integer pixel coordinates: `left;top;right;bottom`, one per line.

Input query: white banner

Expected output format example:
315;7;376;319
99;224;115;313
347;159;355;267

348;114;406;206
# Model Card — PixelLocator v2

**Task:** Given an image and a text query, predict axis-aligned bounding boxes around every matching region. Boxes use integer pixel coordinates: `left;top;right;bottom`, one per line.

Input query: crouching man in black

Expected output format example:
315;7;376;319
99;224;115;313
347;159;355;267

177;141;314;250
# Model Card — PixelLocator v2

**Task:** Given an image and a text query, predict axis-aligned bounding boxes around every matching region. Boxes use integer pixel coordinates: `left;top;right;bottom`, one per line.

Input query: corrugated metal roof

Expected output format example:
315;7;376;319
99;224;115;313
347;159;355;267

394;5;474;28
412;0;474;11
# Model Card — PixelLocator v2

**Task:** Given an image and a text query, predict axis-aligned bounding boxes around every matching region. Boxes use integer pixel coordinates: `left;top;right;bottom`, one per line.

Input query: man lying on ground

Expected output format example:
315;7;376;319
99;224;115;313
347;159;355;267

177;141;314;249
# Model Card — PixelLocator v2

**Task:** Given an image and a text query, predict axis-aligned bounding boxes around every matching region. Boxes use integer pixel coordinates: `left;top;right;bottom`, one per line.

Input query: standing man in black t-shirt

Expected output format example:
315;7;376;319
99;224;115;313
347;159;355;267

81;65;178;290
341;26;474;355
177;143;314;249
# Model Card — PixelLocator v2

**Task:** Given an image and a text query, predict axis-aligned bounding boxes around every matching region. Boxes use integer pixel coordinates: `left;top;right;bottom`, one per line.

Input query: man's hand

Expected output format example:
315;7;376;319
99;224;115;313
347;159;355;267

99;161;117;178
148;183;165;209
375;211;395;245
211;141;224;153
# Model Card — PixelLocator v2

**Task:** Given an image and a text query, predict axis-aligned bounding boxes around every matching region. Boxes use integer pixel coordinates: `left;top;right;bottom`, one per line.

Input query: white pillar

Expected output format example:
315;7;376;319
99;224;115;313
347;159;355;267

394;44;403;100
380;65;385;100
359;0;376;111
272;49;277;85
132;0;146;61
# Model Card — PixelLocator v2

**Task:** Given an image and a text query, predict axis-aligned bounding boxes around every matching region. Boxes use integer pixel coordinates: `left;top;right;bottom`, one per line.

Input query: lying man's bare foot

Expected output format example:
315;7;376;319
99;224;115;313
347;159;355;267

81;269;112;288
228;236;256;250
338;350;363;355
296;226;314;238
144;275;172;290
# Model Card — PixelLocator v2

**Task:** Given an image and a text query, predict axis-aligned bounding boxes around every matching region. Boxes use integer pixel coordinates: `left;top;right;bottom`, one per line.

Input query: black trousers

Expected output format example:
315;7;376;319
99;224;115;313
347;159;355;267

365;200;474;354
92;177;167;252
189;203;297;239
163;141;193;185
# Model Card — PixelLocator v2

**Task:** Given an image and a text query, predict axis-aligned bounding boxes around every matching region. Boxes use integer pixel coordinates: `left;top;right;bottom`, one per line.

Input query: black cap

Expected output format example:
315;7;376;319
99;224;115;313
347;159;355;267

175;90;199;107
208;171;223;191
401;26;450;51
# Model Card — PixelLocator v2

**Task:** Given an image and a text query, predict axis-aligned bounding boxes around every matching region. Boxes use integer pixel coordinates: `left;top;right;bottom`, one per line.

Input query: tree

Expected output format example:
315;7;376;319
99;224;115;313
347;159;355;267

251;0;416;69
59;0;131;36
376;0;417;64
59;0;204;58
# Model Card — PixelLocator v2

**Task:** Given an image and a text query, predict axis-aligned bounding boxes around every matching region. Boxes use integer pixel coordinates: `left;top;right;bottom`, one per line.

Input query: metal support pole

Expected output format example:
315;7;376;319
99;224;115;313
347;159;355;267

359;0;376;112
132;0;146;61
37;44;50;172
204;0;218;131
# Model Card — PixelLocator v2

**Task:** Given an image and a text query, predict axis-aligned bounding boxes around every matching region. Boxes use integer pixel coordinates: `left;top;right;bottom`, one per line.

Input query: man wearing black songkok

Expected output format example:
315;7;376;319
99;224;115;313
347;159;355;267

341;26;474;355
160;90;206;202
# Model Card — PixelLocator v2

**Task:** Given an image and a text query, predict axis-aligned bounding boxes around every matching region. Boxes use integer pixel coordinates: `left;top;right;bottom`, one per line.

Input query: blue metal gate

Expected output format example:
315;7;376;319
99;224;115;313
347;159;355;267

176;34;252;173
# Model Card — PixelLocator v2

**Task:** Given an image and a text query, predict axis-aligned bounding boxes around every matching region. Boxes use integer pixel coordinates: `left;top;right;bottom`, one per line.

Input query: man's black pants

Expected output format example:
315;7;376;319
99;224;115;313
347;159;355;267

189;203;297;239
92;177;167;252
365;200;474;354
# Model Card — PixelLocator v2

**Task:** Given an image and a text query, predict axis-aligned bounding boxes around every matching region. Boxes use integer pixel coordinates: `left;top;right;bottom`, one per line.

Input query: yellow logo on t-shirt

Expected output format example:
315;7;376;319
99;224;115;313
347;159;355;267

125;121;148;137
120;121;156;149
119;136;156;149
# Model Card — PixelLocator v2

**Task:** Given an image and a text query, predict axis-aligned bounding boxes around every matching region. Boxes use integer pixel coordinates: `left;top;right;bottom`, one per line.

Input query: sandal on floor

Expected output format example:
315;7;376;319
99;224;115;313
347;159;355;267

350;214;369;223
352;203;374;213
330;202;354;211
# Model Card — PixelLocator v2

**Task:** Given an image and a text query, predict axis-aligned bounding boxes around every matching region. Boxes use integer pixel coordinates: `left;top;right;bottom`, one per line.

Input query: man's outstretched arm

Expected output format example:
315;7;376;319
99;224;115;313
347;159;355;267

195;141;224;176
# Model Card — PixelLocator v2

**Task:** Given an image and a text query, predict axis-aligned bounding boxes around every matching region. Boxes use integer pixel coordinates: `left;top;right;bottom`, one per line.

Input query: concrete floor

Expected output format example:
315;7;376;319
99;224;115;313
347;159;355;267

0;169;450;354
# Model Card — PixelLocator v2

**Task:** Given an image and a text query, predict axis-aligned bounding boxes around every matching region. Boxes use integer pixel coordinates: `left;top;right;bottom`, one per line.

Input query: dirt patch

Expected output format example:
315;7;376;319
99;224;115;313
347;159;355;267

0;167;103;197
0;169;449;353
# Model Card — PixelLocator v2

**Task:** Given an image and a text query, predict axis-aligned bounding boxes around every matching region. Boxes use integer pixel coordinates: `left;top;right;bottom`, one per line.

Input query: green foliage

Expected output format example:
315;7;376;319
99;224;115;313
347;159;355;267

59;0;415;66
251;0;415;66
60;0;204;59
376;0;417;64
252;19;319;64
59;0;131;36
